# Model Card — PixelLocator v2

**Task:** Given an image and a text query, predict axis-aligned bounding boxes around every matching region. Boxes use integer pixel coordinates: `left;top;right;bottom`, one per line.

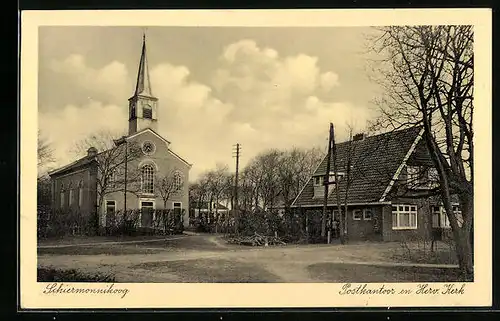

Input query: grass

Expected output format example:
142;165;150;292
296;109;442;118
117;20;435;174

38;245;163;256
307;263;468;283
133;258;282;282
390;249;458;265
38;267;116;282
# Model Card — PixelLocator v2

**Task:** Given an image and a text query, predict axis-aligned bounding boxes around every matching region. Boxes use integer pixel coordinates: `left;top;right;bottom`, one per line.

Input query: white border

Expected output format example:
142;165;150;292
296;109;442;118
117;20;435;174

21;9;492;309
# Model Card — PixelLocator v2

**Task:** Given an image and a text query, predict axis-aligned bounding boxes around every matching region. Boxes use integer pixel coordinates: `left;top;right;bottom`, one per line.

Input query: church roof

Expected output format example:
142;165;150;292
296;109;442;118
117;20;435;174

47;155;98;177
133;33;153;97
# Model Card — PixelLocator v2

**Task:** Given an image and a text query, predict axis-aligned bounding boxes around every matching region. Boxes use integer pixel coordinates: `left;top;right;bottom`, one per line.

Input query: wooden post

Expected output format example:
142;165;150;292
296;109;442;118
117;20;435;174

305;208;309;243
321;123;334;240
233;143;241;235
332;125;346;245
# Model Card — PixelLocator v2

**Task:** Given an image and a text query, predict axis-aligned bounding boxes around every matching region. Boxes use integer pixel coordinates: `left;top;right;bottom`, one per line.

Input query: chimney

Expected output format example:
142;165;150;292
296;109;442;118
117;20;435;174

353;133;366;141
87;147;98;158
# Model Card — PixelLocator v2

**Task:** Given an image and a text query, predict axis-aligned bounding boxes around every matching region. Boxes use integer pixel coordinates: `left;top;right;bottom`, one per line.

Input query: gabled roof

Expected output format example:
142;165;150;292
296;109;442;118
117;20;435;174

126;127;191;167
49;128;192;177
292;126;423;207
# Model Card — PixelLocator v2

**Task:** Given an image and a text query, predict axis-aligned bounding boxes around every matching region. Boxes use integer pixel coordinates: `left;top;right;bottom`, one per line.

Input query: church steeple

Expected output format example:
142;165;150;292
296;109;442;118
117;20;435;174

133;33;153;97
128;31;159;135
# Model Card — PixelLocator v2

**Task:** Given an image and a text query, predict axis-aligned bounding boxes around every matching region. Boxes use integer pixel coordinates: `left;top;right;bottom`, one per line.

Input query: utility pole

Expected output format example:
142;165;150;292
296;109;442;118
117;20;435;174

332;126;345;245
115;136;128;218
124;138;128;217
321;123;334;241
232;143;241;234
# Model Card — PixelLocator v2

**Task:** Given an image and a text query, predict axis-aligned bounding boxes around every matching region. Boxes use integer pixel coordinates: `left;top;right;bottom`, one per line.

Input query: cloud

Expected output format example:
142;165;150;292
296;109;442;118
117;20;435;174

41;39;371;181
39;101;127;163
49;54;131;104
211;39;342;126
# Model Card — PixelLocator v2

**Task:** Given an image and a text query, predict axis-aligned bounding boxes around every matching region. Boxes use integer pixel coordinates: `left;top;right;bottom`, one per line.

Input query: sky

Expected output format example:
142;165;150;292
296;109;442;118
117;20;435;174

38;26;384;181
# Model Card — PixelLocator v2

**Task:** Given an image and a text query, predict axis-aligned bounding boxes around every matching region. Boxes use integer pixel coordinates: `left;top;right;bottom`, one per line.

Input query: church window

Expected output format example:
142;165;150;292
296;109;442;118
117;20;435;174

143;105;152;119
60;183;65;209
78;181;84;207
141;164;155;194
173;171;183;191
68;182;74;206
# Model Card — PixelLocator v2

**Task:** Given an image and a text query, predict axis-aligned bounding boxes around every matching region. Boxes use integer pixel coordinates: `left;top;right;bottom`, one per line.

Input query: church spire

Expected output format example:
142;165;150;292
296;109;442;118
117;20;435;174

128;31;159;135
133;32;153;97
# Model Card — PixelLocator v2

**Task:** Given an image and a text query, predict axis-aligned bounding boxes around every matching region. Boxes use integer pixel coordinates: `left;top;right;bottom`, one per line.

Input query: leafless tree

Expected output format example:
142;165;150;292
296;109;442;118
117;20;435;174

71;130;143;230
154;169;184;231
38;130;55;175
367;26;474;276
206;164;231;227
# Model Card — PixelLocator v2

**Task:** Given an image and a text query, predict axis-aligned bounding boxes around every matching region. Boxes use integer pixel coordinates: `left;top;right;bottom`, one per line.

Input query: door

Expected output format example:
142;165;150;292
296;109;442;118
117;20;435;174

173;202;182;225
141;201;154;228
105;201;116;229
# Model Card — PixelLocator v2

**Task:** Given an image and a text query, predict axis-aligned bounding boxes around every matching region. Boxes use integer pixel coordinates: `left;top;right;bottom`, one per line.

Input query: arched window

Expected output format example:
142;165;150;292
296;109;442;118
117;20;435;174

143;104;152;119
78;181;84;207
141;164;155;194
60;183;65;208
173;171;183;191
68;182;74;206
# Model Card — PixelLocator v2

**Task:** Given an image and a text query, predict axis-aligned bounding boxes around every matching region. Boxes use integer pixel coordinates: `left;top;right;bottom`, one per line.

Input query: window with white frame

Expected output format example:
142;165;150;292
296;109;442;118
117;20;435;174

141;164;155;194
392;204;418;229
432;205;463;228
363;208;373;220
353;209;362;221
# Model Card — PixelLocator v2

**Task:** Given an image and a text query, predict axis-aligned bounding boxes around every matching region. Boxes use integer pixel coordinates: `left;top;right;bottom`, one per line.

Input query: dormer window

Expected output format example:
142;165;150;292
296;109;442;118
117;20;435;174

313;172;345;198
407;165;438;189
143;105;152;119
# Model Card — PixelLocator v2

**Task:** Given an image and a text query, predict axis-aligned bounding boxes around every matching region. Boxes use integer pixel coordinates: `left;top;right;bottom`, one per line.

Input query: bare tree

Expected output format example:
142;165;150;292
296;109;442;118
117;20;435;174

71;130;143;231
206;163;231;229
38;130;55;175
155;169;184;231
367;26;474;276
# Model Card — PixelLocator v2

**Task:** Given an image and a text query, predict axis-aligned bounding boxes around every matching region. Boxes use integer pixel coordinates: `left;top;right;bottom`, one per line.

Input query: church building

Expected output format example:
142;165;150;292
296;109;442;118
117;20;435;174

48;35;192;233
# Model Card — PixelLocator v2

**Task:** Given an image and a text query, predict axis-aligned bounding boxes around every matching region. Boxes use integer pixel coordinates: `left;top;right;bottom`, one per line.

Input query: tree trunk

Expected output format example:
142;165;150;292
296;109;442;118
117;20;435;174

453;229;473;279
454;192;474;279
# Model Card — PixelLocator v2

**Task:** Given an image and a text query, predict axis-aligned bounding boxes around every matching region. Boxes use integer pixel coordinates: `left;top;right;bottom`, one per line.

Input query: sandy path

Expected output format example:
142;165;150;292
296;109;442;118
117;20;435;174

37;235;458;283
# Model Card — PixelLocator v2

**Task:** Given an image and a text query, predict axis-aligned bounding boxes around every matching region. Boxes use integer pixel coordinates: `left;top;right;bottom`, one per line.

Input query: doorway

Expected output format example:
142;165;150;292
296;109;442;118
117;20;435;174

140;201;154;228
105;200;116;232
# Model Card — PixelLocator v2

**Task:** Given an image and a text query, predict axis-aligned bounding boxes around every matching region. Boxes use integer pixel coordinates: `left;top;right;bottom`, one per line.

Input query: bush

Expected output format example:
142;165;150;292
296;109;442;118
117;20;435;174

37;207;96;239
38;207;186;239
38;267;116;282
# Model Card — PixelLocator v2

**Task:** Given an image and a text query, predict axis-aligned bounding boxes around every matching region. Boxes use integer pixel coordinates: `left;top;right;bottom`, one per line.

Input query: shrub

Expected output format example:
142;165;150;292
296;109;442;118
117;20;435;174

38;267;116;282
37;207;96;239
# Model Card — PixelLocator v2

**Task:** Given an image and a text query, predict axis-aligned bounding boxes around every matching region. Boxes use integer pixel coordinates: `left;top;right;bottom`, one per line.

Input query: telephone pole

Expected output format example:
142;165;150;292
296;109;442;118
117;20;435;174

332;126;346;245
232;143;241;234
321;123;334;240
